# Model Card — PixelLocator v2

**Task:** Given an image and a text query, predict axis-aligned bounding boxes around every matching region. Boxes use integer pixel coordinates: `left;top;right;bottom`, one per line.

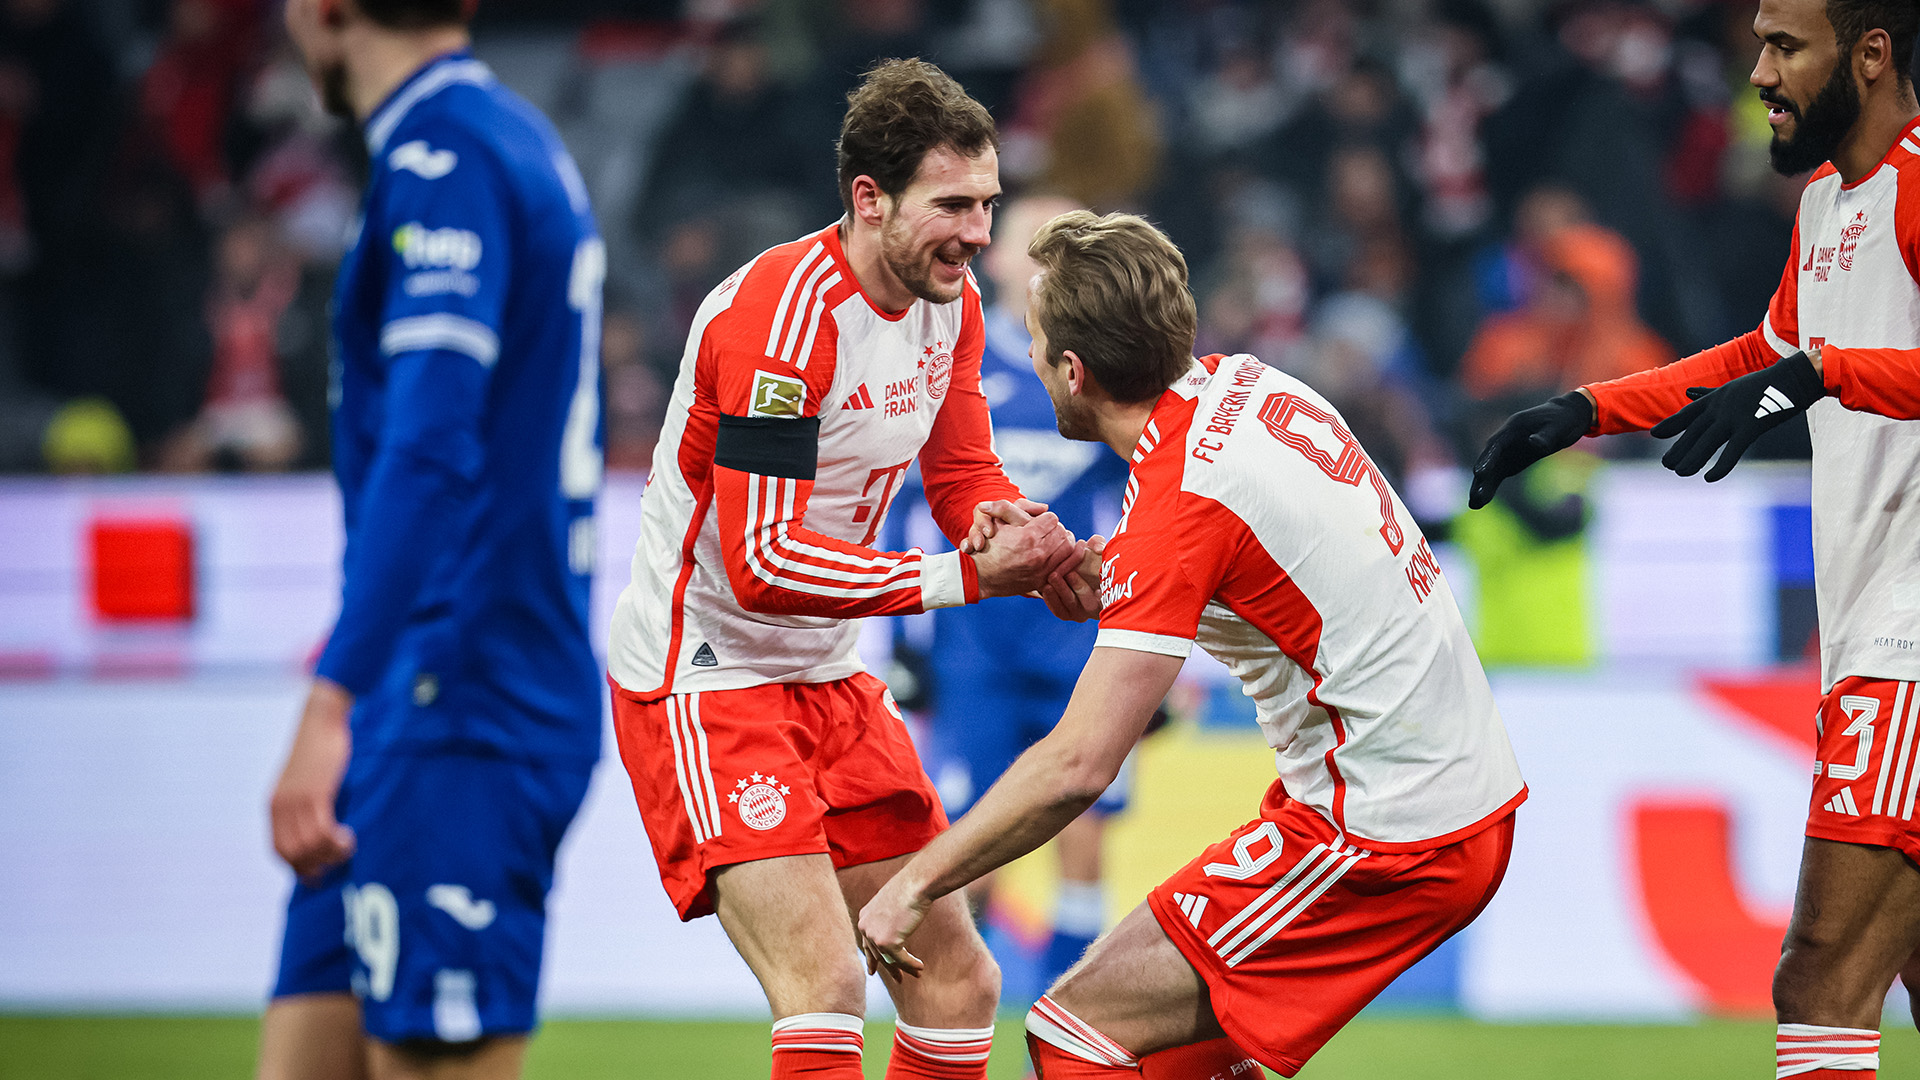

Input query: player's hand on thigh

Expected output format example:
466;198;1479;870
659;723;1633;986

856;876;930;981
962;498;1049;554
269;679;358;880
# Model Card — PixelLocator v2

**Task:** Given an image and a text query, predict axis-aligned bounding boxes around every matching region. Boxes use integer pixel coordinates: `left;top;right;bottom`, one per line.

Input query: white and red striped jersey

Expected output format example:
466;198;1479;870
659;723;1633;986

608;223;1021;698
1096;354;1526;850
1588;115;1920;691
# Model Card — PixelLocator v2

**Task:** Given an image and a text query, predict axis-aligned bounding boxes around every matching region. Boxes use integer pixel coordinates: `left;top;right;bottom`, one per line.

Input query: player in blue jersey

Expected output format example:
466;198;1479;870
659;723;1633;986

261;1;604;1078
892;195;1134;992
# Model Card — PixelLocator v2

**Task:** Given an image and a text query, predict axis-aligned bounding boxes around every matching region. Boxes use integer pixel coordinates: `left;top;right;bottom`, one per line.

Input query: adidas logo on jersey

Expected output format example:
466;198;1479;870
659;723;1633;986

1825;788;1860;816
691;642;718;667
1171;891;1208;928
843;384;875;411
1755;386;1796;419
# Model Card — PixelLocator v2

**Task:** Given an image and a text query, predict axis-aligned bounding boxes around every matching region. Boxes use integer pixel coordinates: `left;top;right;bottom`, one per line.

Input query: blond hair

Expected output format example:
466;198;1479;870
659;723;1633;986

1028;211;1196;403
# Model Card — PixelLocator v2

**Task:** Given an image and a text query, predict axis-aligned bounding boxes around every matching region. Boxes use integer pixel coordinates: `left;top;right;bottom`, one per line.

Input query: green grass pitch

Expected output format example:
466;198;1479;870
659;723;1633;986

2;1015;1916;1078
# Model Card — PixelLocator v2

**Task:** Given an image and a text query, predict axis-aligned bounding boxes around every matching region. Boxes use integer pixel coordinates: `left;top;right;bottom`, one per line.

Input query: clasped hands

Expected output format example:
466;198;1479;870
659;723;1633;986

962;498;1104;622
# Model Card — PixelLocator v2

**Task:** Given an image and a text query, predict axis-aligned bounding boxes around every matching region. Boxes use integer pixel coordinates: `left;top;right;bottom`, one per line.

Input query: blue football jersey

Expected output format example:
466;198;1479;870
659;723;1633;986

317;52;604;765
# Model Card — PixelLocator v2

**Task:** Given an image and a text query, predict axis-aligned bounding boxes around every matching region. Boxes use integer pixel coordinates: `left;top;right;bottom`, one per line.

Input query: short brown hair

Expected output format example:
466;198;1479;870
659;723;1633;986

1028;211;1197;404
837;59;998;216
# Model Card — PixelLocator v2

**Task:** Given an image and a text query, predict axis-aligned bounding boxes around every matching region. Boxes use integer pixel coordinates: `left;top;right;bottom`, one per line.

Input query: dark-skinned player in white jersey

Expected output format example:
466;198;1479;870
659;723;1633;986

1473;0;1920;1074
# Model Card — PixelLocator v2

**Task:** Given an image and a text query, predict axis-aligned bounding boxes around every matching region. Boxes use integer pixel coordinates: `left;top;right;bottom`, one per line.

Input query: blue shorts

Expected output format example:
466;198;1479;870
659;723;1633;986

924;655;1130;819
271;751;592;1044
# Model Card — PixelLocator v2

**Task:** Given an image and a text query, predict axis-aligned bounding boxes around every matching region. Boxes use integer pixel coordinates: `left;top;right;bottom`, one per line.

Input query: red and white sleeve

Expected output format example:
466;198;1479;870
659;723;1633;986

1094;491;1241;658
705;314;978;619
918;283;1024;544
1583;217;1800;435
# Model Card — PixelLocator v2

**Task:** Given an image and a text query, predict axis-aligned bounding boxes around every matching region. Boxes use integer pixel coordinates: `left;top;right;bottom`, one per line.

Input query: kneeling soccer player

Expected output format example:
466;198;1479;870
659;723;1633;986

857;211;1528;1079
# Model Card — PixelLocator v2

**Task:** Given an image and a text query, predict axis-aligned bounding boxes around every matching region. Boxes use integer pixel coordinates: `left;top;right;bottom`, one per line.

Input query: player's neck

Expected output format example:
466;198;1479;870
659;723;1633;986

1100;400;1158;460
1833;85;1920;184
344;26;472;126
838;218;918;314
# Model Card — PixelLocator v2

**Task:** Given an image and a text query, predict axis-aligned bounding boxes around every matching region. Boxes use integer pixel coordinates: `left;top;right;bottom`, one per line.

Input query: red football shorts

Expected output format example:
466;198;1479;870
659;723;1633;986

1147;783;1514;1077
1807;676;1920;865
610;671;947;920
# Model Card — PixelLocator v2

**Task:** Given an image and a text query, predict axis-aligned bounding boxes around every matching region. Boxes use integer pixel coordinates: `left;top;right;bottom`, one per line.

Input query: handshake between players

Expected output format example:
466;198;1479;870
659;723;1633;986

963;497;1105;623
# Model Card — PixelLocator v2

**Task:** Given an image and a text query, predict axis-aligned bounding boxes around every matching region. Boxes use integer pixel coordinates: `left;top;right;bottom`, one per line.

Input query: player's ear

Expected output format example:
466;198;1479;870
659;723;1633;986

1857;26;1892;83
850;176;888;229
1061;350;1086;395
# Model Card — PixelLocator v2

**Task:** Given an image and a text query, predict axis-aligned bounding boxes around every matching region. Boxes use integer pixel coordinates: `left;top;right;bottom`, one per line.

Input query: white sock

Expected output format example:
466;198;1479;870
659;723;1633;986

893;1020;995;1065
771;1011;864;1056
1054;881;1104;938
1027;995;1137;1067
1776;1023;1880;1077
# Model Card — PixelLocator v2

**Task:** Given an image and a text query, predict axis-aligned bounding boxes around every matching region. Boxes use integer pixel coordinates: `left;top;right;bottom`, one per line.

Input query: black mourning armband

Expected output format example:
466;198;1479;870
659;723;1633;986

714;414;820;480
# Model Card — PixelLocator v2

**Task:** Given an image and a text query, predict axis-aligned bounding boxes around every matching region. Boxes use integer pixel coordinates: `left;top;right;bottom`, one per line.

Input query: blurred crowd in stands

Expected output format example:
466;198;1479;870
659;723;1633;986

0;0;1818;504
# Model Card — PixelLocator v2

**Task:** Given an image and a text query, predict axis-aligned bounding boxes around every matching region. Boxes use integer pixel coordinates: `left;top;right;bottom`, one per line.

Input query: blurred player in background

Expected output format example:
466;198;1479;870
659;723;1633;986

859;211;1526;1079
605;60;1080;1080
262;0;604;1077
1471;0;1920;1074
892;193;1134;994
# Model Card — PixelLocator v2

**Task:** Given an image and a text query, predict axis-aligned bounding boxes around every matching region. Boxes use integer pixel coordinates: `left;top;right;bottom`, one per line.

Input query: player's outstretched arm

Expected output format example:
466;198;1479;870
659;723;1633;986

855;646;1182;975
712;414;985;617
1467;391;1594;509
1651;349;1827;481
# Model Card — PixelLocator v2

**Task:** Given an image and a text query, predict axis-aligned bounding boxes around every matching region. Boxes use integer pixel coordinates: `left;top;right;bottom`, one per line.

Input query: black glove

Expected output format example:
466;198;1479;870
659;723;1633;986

1468;391;1595;510
1649;351;1825;482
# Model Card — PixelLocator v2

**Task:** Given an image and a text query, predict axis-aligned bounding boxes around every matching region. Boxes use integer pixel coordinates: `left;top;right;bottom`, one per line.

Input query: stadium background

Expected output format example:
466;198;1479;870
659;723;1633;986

0;0;1914;1075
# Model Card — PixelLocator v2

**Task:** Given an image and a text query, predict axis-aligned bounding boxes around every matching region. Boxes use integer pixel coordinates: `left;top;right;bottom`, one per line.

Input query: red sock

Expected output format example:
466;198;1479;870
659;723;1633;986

1027;1031;1141;1078
1138;1037;1263;1079
886;1021;994;1079
1777;1023;1878;1078
771;1012;865;1079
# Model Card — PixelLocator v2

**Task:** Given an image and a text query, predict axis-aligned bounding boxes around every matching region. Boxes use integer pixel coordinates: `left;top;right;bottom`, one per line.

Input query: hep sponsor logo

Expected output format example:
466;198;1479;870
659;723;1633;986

393;222;481;271
728;772;791;830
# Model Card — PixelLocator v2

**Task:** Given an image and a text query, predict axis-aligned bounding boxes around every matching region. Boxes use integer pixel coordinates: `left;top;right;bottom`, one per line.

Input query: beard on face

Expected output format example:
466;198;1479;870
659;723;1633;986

879;210;976;305
1767;55;1862;175
319;61;354;120
1044;368;1101;442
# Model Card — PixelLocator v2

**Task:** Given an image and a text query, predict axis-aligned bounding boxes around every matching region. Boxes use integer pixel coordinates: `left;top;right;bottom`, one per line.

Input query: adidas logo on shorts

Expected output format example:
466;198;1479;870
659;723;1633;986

691;643;718;667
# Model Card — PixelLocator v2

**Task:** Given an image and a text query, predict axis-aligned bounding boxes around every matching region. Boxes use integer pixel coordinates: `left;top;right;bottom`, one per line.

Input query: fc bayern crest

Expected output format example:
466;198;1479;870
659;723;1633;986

926;349;953;400
1839;211;1868;272
729;772;790;830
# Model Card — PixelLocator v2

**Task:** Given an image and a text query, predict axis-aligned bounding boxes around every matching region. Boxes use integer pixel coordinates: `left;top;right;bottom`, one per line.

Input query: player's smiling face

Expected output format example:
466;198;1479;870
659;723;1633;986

1751;0;1860;175
877;145;1000;305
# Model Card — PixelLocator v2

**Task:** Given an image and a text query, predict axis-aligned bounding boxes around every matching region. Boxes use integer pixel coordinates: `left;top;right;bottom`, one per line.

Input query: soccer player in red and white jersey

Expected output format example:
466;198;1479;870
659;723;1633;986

606;60;1083;1080
1471;1;1920;1074
856;211;1527;1079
